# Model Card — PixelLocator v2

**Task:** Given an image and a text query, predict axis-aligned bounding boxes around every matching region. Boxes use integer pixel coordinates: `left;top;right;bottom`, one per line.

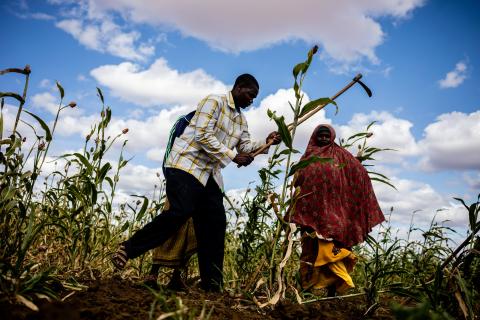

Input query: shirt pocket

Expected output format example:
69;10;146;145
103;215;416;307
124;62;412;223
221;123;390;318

227;121;244;149
215;111;232;135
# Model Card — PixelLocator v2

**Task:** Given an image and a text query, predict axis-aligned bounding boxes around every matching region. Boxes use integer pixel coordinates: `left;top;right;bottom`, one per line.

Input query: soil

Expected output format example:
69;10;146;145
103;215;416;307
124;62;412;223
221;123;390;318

1;277;395;320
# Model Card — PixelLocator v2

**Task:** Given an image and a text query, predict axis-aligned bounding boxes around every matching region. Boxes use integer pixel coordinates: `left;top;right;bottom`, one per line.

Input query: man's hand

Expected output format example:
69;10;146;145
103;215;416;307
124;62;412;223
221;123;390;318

233;153;254;167
266;131;282;145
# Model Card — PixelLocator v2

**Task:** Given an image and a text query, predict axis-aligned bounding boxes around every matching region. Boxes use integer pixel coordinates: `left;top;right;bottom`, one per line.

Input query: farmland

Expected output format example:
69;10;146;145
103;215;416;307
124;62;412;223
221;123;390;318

1;48;479;319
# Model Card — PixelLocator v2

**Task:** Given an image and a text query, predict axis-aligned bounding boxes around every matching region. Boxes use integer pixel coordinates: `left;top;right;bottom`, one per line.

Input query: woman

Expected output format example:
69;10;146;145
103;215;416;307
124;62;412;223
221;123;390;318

112;198;196;290
290;124;384;296
143;199;197;290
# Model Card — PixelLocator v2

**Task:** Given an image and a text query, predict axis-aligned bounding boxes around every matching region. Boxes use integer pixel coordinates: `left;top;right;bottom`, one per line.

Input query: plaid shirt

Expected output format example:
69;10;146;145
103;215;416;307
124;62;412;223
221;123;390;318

165;91;265;189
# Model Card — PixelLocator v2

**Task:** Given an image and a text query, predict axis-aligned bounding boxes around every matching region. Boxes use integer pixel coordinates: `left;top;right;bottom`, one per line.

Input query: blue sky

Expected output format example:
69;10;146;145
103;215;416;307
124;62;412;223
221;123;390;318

1;0;479;237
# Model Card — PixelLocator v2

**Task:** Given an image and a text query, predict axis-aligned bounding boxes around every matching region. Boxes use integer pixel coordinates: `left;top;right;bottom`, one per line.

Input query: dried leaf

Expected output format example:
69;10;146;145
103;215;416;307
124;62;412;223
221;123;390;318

16;294;39;311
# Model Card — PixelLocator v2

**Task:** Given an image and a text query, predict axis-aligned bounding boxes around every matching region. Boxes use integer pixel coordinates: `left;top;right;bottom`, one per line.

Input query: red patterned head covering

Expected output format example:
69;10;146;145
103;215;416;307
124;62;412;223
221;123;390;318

290;124;385;247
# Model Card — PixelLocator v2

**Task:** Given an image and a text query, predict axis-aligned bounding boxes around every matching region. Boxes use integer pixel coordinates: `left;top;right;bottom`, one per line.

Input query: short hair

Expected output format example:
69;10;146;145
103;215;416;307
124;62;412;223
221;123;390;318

233;73;259;89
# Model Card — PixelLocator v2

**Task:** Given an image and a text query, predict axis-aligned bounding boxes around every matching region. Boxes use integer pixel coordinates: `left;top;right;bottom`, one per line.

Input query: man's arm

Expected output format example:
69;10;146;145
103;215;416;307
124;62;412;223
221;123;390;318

194;97;235;167
236;125;265;154
237;126;282;155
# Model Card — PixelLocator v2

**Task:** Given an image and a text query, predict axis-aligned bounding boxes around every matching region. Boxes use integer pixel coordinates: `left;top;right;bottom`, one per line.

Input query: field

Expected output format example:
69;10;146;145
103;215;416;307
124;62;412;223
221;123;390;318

1;49;479;319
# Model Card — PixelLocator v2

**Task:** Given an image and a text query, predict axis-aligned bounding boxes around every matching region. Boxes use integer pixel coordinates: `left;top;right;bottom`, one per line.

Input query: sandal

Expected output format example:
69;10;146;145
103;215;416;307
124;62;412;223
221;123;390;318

111;244;128;270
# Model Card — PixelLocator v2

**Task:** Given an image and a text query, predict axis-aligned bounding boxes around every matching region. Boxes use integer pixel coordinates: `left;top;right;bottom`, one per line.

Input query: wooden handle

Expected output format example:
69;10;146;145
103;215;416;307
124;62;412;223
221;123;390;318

293;74;361;128
252;140;274;157
249;74;363;159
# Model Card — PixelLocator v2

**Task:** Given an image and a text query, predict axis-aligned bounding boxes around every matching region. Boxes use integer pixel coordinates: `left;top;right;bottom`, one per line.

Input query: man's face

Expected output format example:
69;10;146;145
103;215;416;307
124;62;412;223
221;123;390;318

233;84;259;109
316;129;331;147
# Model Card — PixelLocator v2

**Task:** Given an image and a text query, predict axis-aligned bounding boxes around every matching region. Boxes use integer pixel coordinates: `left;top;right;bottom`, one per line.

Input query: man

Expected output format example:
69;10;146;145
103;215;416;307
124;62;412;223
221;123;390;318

112;74;281;292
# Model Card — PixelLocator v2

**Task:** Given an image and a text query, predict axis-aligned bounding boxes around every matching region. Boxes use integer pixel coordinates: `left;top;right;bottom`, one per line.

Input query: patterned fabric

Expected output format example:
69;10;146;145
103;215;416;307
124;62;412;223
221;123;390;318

299;233;356;293
152;219;197;267
152;199;197;267
290;124;385;247
164;91;264;188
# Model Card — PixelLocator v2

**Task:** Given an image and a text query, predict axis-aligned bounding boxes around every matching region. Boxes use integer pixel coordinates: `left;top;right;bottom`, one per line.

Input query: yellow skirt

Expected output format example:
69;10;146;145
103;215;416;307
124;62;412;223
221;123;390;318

151;199;197;267
300;233;357;293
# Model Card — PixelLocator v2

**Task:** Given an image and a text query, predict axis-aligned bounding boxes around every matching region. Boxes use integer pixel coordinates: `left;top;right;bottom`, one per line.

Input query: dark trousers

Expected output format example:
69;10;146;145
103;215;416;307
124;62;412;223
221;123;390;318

123;168;226;291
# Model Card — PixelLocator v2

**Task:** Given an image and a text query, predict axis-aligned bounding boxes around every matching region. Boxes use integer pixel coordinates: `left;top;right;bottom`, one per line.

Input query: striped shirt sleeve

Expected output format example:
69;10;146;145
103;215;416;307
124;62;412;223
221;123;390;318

194;97;235;167
237;120;268;154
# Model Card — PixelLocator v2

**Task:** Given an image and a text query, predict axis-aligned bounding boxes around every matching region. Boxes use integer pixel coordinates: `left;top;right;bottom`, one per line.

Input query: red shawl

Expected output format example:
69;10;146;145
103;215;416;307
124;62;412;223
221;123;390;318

290;124;384;247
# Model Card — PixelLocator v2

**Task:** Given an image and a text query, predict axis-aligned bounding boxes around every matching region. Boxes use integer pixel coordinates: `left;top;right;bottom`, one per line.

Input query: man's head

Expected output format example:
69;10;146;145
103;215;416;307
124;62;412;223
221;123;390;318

231;74;259;109
316;125;332;147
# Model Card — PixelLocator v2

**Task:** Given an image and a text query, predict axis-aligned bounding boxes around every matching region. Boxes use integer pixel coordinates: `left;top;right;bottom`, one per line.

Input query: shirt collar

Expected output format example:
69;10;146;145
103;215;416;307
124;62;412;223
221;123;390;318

228;91;242;117
227;91;236;110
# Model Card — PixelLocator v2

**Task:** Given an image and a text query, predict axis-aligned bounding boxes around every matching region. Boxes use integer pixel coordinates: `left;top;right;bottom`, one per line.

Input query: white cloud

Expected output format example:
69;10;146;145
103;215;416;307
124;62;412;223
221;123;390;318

115;163;162;195
109;105;193;153
54;113;98;137
39;79;53;88
438;61;468;89
53;0;424;65
338;111;419;163
31;92;59;115
90;58;229;107
30;12;55;20
1;103;40;148
56;17;154;61
418;111;480;170
146;148;165;162
245;88;330;154
373;176;467;230
464;172;480;191
54;104;191;157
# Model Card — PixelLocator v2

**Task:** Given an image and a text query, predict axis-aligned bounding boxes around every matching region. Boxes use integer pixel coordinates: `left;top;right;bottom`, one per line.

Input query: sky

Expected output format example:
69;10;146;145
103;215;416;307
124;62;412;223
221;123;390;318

1;0;479;240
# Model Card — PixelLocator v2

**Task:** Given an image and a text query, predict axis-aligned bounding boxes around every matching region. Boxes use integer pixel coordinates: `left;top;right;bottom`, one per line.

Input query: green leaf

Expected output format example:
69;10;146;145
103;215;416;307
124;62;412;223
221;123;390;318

97;162;112;184
278;148;300;156
23;110;52;142
132;195;149;222
370;177;397;190
68;185;85;204
72;152;94;174
293;62;307;79
453;197;469;211
56;81;64;99
0;92;25;104
0;112;4;139
119;159;129;169
103;107;112;127
345;132;370;142
105;176;114;189
97;87;104;104
293;81;300;99
121;221;129;232
267;108;274;119
366;121;377;130
88;181;97;204
273;114;292;149
299;97;337;118
468;202;479;232
5;137;21;156
288;156;332;177
307;45;319;62
367;171;391;181
388;287;422;302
